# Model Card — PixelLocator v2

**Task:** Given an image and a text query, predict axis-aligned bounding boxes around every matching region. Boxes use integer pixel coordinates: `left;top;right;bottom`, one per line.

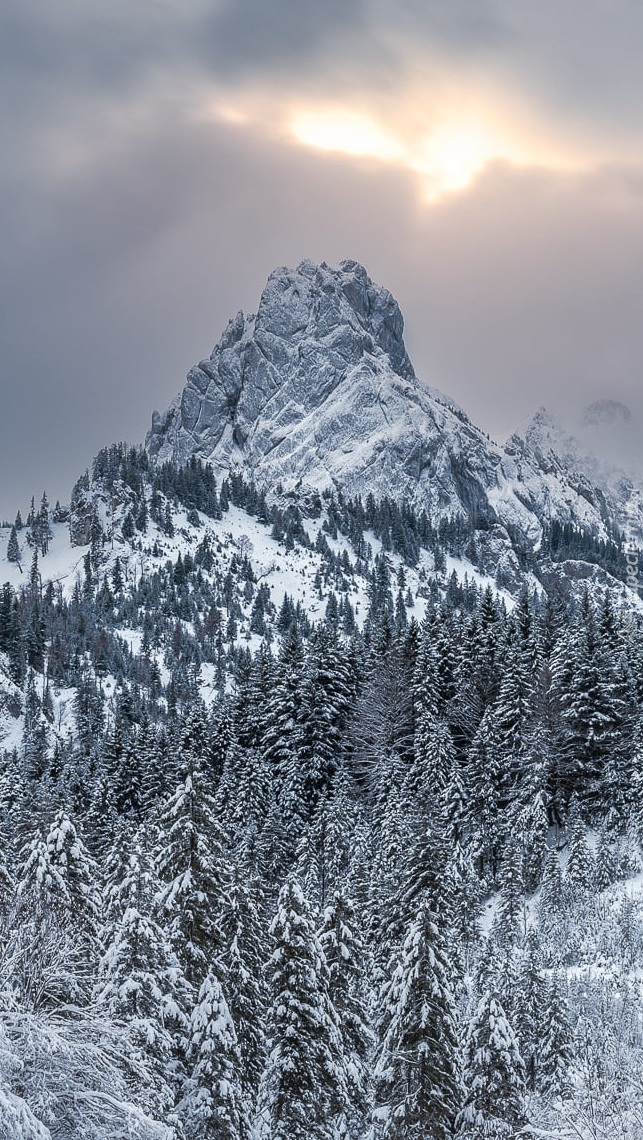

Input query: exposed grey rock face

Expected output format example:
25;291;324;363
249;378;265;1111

146;259;628;548
509;404;643;542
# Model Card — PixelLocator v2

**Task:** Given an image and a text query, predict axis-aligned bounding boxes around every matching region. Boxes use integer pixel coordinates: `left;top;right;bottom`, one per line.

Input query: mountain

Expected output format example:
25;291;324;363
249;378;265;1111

3;260;643;1136
508;401;643;542
147;259;624;555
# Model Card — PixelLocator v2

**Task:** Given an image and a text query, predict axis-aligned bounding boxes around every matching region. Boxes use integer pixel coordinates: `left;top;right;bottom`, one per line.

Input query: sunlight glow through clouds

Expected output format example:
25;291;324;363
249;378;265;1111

206;84;600;204
290;109;405;163
414;121;524;199
288;106;557;201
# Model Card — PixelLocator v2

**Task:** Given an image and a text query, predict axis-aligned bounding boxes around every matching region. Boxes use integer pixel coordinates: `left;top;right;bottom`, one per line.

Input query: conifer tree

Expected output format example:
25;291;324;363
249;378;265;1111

155;756;231;989
261;876;345;1140
412;620;441;726
514;931;548;1093
493;636;535;802
565;797;593;900
457;987;526;1138
550;599;627;804
538;847;564;949
233;642;273;751
515;789;549;892
295;625;356;814
6;524;20;565
318;891;374;1138
463;707;505;881
367;753;413;969
218;867;267;1116
405;715;456;824
493;837;525;951
180;969;248;1140
0;834;14;918
261;625;305;805
374;901;462;1139
448;833;482;960
17;809;99;939
594;821;617;891
229;744;275;846
97;840;190;1114
539;972;574;1099
316;760;362;901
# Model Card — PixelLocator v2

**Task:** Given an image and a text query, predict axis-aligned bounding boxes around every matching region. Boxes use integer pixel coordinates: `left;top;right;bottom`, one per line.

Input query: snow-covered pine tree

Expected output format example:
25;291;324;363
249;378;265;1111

15;810;100;995
180;969;248;1140
261;876;345;1140
404;715;456;826
96;839;190;1118
318;759;362;901
318;891;374;1138
228;743;276;854
514;788;549;892
374;901;462;1139
463;707;504;883
412;615;441;722
539;971;574;1099
6;525;20;566
537;846;564;954
366;753;413;975
155;753;231;989
513;931;548;1093
457;986;526;1138
295;624;357;815
594;819;618;891
565;796;594;902
550;597;628;807
492;837;525;952
218;866;267;1119
261;624;305;778
0;834;14;918
233;641;274;752
493;635;535;806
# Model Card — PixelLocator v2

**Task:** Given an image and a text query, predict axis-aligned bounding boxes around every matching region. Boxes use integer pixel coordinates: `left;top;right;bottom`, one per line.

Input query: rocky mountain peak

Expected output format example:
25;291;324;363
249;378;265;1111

146;259;643;552
252;258;415;382
147;258;417;474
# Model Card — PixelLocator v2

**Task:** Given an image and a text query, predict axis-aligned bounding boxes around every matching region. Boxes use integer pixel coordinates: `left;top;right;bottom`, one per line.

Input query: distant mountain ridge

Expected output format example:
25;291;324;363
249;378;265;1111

508;401;643;544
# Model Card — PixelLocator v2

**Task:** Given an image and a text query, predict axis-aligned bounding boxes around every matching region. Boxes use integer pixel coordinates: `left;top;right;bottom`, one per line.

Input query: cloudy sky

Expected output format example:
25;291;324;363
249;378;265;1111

2;0;643;518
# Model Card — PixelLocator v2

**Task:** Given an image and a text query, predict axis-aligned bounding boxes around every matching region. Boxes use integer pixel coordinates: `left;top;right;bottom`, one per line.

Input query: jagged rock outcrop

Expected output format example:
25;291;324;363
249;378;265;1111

508;403;643;541
146;259;632;550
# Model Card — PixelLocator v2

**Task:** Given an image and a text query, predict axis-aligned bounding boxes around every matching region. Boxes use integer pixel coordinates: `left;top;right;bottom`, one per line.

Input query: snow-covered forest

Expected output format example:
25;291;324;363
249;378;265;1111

1;446;643;1138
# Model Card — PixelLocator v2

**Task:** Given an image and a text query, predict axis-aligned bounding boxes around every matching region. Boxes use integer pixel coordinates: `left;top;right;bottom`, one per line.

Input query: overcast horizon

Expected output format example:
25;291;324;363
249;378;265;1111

2;0;643;520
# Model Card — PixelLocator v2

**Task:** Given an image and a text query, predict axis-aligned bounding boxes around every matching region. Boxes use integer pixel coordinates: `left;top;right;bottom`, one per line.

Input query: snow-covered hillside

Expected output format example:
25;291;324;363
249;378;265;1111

3;260;643;1139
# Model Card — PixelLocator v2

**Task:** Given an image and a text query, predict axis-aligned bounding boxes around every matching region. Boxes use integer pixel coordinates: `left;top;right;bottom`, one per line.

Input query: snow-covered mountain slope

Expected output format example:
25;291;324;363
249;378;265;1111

508;402;643;542
146;259;620;550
